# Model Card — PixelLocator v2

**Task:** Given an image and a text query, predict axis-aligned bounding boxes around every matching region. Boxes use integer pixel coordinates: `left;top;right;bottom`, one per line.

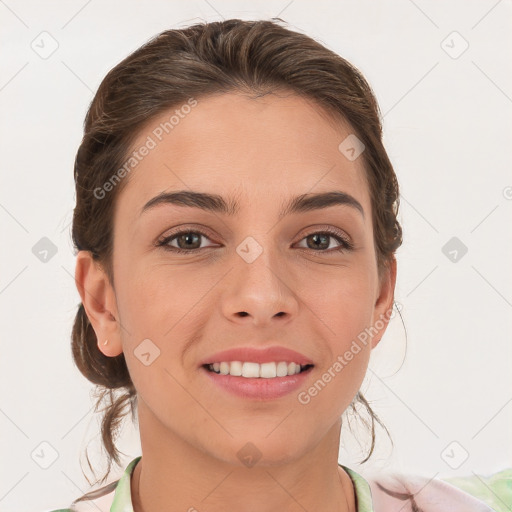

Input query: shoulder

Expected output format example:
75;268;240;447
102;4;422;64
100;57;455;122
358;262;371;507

45;456;141;512
362;466;511;512
43;479;118;512
441;467;512;512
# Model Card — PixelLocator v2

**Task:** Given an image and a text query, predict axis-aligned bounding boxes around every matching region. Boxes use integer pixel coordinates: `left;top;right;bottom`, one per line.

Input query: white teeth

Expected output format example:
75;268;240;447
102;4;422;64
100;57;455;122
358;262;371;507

276;361;288;377
207;361;310;378
260;362;276;378
242;362;260;378
230;361;243;376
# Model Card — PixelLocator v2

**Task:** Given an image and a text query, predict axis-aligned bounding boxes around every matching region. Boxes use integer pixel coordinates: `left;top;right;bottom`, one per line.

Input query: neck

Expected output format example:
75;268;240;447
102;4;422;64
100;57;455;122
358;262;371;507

130;401;356;512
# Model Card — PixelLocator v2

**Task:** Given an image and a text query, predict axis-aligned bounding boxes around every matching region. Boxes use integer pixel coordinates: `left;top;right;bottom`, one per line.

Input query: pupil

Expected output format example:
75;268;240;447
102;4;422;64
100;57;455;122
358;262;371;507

310;234;328;250
180;232;199;249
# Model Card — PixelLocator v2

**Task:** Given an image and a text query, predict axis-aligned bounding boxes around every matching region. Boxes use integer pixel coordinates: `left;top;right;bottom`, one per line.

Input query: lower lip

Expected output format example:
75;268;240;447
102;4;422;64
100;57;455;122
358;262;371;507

201;365;314;400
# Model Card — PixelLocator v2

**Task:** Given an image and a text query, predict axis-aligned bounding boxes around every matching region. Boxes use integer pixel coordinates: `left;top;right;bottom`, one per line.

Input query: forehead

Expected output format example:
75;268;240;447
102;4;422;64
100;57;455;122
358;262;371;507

116;92;371;222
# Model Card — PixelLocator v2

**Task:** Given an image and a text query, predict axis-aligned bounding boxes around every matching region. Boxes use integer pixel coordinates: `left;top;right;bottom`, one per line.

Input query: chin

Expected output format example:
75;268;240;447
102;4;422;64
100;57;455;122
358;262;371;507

205;430;312;468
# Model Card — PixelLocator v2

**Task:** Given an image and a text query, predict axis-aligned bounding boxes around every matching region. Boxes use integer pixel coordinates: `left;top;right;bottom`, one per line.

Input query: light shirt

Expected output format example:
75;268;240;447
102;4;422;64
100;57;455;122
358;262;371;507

47;456;511;512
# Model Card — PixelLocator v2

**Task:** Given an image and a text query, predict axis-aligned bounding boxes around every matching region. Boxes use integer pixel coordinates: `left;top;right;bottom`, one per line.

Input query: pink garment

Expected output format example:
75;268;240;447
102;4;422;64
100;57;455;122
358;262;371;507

365;471;497;511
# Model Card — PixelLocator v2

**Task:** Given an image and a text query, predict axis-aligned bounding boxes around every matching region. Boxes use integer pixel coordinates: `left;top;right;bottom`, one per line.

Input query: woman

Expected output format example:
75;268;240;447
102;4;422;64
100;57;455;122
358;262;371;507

50;18;510;512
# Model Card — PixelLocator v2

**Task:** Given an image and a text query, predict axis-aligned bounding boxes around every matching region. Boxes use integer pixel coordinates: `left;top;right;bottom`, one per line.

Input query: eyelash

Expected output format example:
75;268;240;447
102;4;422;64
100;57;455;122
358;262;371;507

156;227;354;255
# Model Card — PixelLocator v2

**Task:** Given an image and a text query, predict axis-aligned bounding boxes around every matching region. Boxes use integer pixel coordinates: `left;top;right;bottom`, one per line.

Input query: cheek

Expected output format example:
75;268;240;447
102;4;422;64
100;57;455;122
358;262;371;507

316;268;377;334
114;255;199;329
114;263;198;411
311;272;375;389
114;261;207;373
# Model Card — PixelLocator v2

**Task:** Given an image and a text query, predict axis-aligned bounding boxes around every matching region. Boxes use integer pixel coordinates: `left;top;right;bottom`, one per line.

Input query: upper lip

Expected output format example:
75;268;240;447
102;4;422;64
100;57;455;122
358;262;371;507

199;346;314;366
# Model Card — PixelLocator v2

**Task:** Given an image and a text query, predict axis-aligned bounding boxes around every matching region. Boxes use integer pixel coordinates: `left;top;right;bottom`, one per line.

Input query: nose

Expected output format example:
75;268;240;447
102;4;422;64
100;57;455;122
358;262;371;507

220;245;300;327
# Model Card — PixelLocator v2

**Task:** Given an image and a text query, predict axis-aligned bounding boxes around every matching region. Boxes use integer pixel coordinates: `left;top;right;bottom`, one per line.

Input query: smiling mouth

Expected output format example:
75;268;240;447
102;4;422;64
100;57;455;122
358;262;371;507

202;362;314;378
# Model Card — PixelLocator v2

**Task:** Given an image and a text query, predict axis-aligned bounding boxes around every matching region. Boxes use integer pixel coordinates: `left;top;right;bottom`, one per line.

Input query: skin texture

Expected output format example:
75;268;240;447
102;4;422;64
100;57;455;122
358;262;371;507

75;91;397;512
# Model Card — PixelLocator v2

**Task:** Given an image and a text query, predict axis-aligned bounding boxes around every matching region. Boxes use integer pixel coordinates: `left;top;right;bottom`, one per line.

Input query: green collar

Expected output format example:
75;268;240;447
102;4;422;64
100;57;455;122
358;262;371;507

110;457;373;512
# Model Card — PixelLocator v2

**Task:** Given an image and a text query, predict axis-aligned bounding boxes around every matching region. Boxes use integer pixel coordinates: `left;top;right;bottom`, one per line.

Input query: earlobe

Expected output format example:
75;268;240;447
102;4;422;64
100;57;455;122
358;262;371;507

74;251;123;357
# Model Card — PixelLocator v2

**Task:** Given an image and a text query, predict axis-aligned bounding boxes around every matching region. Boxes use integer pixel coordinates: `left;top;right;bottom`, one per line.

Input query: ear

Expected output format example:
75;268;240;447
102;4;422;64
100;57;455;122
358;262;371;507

371;257;397;349
74;250;123;357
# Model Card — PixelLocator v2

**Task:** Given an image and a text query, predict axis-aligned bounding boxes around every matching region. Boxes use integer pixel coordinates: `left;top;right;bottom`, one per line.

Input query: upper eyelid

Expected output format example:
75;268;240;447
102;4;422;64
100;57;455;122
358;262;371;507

159;223;349;237
158;224;217;241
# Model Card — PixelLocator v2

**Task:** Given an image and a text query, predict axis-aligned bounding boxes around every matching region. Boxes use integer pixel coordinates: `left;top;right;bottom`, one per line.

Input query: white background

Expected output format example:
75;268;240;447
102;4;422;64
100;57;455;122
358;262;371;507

1;1;511;511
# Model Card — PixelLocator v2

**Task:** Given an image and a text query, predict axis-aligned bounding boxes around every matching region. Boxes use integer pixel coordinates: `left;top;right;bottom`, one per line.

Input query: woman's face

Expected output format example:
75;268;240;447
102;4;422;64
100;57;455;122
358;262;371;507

83;91;396;465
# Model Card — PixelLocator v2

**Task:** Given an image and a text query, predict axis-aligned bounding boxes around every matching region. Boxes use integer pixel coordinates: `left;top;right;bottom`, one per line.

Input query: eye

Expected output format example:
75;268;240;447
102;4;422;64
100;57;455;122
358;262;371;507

156;228;218;254
294;227;354;253
156;226;354;254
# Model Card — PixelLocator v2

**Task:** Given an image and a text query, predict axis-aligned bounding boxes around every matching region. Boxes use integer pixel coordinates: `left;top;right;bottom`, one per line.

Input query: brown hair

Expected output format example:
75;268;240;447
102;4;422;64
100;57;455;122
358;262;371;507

71;17;403;490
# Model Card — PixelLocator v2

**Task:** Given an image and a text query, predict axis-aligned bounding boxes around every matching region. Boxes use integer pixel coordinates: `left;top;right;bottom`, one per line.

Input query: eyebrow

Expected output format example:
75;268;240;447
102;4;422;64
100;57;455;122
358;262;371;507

140;190;365;221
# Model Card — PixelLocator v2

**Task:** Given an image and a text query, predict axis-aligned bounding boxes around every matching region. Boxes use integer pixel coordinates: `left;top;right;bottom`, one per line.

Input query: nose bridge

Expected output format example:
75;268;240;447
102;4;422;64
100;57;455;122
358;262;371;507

237;233;285;297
